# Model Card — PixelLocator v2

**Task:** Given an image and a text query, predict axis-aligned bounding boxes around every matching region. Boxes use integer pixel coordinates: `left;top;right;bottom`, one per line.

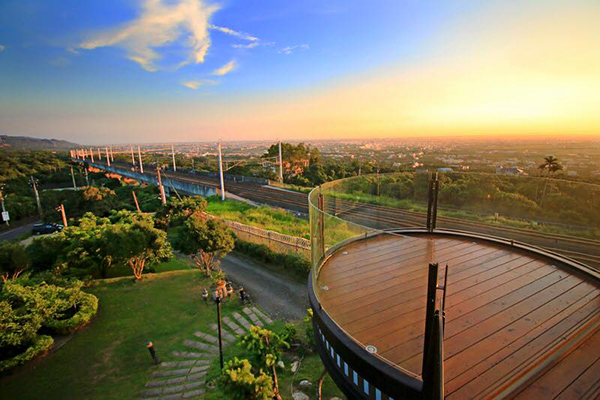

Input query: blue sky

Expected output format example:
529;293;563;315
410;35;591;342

1;0;598;144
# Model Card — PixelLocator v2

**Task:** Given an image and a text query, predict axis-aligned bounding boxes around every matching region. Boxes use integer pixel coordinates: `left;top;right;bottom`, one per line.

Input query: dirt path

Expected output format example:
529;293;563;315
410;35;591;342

220;253;308;322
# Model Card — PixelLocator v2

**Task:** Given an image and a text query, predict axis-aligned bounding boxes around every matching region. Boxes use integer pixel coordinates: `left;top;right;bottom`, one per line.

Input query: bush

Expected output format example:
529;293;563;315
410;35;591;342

221;357;275;400
234;240;310;277
0;334;54;373
44;292;99;335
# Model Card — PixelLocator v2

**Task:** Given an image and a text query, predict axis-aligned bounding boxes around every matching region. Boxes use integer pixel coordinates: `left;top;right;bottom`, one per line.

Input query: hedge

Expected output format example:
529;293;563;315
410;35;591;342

234;240;310;277
44;293;99;336
0;335;54;373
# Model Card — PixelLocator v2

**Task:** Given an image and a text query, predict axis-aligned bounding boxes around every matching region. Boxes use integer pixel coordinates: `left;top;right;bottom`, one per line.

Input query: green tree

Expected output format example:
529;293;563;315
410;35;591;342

0;243;30;282
155;196;207;228
114;221;172;280
172;214;234;276
538;156;562;176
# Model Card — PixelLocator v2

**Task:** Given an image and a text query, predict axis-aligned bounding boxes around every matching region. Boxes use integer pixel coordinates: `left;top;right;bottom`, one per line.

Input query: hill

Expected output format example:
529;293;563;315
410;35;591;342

0;134;79;150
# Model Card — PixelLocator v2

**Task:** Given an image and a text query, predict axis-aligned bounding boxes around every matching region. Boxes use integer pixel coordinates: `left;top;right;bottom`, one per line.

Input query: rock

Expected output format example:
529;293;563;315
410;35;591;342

292;391;310;400
291;361;300;373
299;380;312;387
329;398;343;400
277;360;285;369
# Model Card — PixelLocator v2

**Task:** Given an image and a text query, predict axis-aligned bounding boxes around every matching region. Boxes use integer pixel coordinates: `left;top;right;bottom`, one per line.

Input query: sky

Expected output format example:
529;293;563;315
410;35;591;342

0;0;599;145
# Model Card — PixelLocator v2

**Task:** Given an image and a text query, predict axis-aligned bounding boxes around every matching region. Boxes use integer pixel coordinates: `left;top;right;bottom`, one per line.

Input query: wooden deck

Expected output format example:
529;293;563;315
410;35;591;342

316;233;600;398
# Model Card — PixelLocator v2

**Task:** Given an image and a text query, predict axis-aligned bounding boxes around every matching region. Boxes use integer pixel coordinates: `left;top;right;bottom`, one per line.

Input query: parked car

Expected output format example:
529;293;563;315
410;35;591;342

32;223;64;235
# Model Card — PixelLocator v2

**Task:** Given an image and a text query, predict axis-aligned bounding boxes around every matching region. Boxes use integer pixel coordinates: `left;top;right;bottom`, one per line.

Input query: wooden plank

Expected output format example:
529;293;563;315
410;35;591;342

380;269;566;365
514;328;600;399
554;356;600;400
326;248;510;317
355;258;548;346
446;294;600;398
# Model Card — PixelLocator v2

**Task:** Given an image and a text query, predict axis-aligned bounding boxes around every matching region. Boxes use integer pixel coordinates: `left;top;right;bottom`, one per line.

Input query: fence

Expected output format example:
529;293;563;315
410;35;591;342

206;214;310;259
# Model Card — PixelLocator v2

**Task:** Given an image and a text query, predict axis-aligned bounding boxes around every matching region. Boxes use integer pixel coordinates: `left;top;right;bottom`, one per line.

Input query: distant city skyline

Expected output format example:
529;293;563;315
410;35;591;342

1;0;599;144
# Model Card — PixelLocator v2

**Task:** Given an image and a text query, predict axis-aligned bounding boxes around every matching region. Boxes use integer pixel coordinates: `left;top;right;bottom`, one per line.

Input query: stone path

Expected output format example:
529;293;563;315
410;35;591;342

139;307;273;399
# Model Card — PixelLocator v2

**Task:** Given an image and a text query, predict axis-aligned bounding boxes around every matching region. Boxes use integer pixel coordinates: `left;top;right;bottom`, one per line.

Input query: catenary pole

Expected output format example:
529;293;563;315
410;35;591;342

218;140;225;201
138;146;144;173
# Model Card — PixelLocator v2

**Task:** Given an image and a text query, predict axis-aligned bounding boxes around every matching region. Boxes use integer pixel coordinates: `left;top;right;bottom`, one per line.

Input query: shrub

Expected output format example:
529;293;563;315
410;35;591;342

221;357;275;400
44;292;99;335
0;334;54;373
234;240;310;277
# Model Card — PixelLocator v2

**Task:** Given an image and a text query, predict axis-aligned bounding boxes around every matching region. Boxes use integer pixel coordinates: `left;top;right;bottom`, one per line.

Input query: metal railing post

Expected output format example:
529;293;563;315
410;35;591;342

422;262;439;375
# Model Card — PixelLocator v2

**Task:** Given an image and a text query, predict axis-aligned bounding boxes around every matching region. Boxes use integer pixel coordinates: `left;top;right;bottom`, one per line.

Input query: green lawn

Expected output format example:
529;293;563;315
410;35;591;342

0;270;245;400
105;253;193;278
206;197;310;239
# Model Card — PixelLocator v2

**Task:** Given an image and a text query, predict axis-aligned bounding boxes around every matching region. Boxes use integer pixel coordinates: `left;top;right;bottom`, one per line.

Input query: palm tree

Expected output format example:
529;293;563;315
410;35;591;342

539;156;562;176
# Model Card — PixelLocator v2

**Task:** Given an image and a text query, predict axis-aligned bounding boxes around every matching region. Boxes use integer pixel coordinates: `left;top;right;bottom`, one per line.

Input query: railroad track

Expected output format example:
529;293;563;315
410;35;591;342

88;161;600;269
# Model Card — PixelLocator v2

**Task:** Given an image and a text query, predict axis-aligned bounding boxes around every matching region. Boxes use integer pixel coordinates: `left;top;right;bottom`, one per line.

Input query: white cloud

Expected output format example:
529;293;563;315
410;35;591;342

232;41;274;49
0;45;5;53
212;60;236;76
279;44;309;55
77;0;219;71
209;25;258;42
181;79;217;90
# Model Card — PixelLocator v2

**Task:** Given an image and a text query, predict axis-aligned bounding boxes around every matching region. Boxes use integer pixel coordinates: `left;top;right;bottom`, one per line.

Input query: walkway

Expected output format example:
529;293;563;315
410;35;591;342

138;306;273;399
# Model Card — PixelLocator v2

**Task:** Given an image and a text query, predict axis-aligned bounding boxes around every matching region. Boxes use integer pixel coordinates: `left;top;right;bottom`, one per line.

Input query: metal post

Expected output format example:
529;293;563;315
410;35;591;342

105;147;111;166
422;262;439;376
432;176;439;230
131;146;135;166
138;146;144;174
157;167;167;205
71;167;78;191
132;190;141;212
426;173;435;231
216;296;224;369
278;141;283;183
98;148;102;160
84;168;90;187
171;144;177;172
318;192;325;257
110;146;114;162
146;341;159;365
31;176;43;219
59;204;68;227
90;148;94;162
218;140;225;201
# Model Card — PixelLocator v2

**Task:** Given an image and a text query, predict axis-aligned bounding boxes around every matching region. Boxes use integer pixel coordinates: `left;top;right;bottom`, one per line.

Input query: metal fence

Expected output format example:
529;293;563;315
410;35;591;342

206;214;310;259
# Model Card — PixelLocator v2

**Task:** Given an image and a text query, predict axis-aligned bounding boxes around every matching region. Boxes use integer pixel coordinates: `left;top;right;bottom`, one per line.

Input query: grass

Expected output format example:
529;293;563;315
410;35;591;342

206;197;310;239
0;270;245;400
203;320;344;400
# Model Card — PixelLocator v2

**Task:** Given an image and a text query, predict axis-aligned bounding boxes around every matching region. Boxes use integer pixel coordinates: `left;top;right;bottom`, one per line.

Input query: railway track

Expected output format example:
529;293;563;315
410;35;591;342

89;161;600;269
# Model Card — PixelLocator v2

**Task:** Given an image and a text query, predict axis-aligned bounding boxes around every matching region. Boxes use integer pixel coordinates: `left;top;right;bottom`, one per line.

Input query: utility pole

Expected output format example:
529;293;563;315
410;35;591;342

171;144;177;172
70;167;78;191
132;190;141;213
138;146;144;173
218;140;225;201
90;148;94;162
105;147;111;166
0;187;9;226
278;141;284;183
110;146;114;162
131;146;135;166
30;176;43;219
58;204;68;227
156;166;167;205
98;148;102;160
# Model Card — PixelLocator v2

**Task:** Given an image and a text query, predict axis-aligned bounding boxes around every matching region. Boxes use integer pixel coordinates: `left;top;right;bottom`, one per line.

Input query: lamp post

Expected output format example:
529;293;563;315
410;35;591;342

213;291;224;369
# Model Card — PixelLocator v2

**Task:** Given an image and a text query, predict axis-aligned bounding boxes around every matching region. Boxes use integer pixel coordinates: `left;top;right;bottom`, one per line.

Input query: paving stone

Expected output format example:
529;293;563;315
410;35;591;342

161;394;182;400
167;377;187;385
182;389;205;399
171;351;208;359
242;307;264;327
162;385;185;395
209;324;236;342
189;365;209;374
183;339;218;352
153;368;190;378
186;372;206;381
251;306;274;325
183;381;204;391
194;331;223;345
222;316;245;335
232;311;252;330
160;361;179;368
178;360;197;367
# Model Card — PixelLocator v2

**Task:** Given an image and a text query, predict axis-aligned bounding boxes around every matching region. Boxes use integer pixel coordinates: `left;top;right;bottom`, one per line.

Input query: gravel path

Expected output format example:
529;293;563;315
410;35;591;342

220;253;308;321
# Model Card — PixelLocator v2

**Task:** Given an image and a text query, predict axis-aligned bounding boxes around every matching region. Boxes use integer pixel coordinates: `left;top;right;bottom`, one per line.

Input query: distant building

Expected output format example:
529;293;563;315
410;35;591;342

437;167;453;172
496;167;526;176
